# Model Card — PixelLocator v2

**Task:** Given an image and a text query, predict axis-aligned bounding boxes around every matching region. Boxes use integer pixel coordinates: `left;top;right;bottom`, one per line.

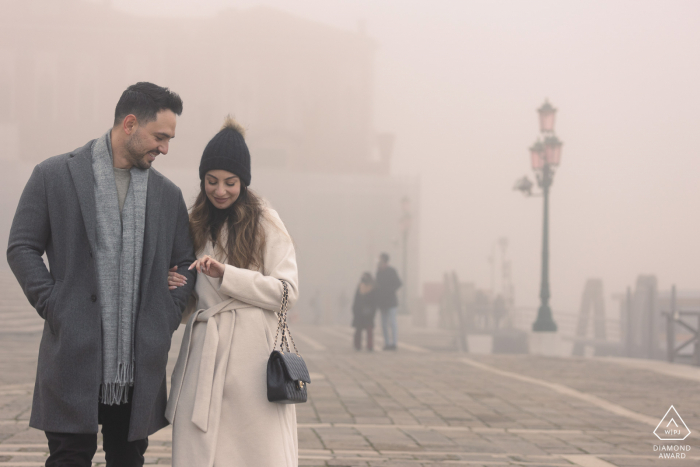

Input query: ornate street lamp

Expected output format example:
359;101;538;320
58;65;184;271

515;100;563;332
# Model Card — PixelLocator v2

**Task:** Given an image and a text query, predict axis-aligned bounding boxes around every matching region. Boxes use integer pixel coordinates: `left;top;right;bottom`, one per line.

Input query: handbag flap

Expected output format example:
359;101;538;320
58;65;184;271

273;351;311;383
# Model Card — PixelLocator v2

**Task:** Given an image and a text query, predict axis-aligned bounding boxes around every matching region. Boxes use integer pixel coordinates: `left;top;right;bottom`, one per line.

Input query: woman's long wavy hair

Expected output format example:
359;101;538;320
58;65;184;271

190;182;267;270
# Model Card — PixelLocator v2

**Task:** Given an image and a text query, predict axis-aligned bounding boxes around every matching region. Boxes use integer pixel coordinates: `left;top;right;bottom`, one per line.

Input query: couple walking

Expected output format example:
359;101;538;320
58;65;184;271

352;253;402;351
7;82;299;466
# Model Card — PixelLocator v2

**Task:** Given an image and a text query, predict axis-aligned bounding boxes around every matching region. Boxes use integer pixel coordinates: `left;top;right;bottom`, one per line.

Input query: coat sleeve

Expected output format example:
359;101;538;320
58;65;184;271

217;210;299;312
169;189;197;314
180;290;198;325
6;165;55;318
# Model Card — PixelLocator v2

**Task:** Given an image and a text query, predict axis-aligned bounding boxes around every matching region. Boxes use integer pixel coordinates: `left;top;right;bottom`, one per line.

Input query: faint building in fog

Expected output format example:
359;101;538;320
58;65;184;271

0;0;384;174
0;0;419;323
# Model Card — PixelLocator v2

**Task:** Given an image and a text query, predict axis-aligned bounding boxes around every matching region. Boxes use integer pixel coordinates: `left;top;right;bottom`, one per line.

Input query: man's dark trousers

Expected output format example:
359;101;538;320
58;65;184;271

45;390;148;467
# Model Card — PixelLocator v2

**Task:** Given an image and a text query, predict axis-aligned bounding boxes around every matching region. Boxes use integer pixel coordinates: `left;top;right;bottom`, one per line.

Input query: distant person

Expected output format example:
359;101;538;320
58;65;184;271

375;252;402;350
352;272;378;351
6;82;196;467
165;116;300;466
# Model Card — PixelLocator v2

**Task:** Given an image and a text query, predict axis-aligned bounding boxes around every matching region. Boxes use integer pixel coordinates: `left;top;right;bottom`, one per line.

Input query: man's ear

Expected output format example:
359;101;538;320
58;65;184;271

122;114;138;135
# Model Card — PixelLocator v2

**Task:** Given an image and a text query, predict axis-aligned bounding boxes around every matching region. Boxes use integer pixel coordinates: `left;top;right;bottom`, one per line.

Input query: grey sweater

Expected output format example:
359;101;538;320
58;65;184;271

114;167;131;214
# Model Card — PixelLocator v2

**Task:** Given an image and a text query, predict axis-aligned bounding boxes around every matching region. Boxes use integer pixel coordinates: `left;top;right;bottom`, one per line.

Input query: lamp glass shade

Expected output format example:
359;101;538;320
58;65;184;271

543;136;562;167
538;101;557;133
530;141;545;170
531;152;544;170
539;113;556;133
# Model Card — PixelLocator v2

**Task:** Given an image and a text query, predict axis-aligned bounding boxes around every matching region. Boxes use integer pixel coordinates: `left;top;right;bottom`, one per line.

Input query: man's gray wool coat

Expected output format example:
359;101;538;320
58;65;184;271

6;139;196;441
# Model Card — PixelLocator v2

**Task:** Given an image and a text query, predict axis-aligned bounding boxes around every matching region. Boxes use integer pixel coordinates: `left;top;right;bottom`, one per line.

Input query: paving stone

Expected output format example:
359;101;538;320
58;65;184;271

2;287;700;466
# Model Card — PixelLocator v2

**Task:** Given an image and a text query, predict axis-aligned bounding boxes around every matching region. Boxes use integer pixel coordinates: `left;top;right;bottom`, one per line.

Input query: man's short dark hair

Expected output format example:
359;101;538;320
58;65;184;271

380;252;390;263
114;82;183;126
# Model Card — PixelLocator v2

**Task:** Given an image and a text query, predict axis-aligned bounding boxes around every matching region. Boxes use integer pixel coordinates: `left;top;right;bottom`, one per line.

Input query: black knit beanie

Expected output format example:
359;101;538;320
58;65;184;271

199;116;251;186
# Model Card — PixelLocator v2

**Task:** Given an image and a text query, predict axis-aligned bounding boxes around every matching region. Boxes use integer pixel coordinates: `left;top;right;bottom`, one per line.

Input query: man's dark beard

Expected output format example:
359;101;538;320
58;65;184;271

124;132;152;169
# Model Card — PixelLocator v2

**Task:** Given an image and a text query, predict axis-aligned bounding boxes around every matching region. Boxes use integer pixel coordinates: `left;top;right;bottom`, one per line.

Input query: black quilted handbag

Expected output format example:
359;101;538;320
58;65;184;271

267;281;310;404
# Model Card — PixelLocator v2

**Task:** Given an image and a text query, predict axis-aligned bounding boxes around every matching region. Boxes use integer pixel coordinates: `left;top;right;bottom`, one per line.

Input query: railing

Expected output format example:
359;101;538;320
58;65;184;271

659;285;700;366
663;310;700;365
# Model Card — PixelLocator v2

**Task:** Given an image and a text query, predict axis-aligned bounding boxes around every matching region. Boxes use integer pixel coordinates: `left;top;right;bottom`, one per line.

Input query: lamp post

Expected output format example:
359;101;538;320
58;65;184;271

515;100;563;332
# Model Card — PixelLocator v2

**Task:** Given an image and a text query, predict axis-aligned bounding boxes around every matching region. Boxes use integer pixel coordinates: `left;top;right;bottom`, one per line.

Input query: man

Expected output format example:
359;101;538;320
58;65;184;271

7;82;196;467
375;252;402;350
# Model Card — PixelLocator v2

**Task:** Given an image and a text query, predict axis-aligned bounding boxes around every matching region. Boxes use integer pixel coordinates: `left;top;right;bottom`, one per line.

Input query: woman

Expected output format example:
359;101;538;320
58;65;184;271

352;272;377;351
165;116;299;467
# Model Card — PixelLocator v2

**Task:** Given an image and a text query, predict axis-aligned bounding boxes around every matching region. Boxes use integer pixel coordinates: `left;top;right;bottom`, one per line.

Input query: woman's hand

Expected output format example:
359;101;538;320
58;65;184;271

168;266;188;290
188;255;225;278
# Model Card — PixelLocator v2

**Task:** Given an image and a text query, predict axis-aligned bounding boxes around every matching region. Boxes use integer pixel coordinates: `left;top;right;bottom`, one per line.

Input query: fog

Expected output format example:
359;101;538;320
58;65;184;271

4;4;700;462
3;0;700;326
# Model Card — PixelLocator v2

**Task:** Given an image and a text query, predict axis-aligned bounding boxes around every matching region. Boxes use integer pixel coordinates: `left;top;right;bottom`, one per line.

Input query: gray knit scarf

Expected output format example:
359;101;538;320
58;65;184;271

92;131;148;405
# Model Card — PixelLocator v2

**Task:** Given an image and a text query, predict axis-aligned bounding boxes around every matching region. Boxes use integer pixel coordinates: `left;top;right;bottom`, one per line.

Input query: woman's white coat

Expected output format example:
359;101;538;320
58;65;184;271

166;208;299;467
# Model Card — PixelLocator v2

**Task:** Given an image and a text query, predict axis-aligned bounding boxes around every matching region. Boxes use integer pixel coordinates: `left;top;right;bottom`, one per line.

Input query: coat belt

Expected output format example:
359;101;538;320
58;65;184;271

165;299;253;432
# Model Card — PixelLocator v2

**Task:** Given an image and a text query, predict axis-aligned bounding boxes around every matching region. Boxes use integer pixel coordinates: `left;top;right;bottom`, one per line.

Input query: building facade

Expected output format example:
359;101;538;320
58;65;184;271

0;0;419;324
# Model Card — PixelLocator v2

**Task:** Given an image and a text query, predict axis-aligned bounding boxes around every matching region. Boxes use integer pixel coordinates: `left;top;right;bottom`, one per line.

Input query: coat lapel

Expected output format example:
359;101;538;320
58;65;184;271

139;169;164;300
67;141;97;254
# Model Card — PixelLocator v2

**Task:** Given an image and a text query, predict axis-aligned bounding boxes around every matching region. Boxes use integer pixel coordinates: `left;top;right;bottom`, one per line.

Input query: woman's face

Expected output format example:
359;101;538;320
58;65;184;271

205;170;241;210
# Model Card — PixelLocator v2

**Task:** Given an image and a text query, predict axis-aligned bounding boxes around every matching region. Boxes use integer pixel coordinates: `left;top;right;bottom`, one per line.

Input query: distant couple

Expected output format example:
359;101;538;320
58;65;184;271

351;253;402;352
7;82;299;467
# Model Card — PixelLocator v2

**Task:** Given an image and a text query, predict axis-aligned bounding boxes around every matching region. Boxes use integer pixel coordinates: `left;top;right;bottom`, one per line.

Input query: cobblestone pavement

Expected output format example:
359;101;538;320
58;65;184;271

1;273;699;466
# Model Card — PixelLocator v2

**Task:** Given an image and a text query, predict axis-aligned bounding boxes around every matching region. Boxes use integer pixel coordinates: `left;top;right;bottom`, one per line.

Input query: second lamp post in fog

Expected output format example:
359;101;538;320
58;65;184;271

515;101;563;332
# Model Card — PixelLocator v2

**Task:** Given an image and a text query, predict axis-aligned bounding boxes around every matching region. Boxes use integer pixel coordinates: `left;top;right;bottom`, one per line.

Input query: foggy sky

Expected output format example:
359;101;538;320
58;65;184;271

76;0;700;314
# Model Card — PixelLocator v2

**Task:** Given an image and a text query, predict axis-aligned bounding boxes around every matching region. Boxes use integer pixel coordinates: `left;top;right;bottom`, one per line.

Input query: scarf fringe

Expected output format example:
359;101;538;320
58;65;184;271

100;362;134;405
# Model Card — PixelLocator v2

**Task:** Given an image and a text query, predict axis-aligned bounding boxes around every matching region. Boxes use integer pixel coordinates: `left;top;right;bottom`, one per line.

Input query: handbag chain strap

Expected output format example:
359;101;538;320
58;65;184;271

272;280;300;356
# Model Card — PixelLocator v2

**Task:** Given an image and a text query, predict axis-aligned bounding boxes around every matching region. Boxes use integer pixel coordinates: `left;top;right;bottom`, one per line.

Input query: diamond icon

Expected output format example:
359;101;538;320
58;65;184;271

654;405;691;441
